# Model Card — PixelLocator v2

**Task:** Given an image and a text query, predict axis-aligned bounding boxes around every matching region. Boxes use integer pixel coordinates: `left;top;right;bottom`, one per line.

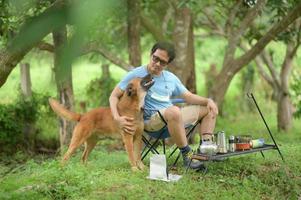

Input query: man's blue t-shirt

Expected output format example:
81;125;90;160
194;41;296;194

118;65;188;119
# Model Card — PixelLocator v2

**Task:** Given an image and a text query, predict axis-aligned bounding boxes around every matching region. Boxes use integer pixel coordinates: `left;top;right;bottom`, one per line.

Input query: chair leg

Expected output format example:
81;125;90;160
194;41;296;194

172;152;181;167
141;137;161;160
163;139;166;155
260;151;265;158
142;129;166;160
142;136;159;154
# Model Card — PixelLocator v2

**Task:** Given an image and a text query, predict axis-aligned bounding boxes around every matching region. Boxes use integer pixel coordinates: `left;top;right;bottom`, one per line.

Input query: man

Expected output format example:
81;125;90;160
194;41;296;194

109;42;218;169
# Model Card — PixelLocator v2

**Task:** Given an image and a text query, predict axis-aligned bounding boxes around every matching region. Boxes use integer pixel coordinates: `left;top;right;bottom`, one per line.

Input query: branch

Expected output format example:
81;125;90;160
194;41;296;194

35;41;132;71
233;1;301;73
140;13;167;41
162;6;174;34
225;1;242;36
224;0;266;66
0;0;69;88
240;43;274;87
36;41;54;52
81;42;133;71
260;50;281;88
280;41;297;93
200;9;224;35
235;0;266;40
194;30;225;38
254;56;275;87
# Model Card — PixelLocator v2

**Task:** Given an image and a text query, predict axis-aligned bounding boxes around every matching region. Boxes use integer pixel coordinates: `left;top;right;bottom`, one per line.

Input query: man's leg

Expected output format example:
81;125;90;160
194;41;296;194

163;106;187;148
163;106;203;169
198;107;217;141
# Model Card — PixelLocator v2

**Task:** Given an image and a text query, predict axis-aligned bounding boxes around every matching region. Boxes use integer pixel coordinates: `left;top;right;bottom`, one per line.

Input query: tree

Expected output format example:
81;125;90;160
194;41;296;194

127;0;141;66
0;0;130;152
172;3;196;93
0;0;69;88
254;20;301;131
239;4;301;131
140;0;197;92
52;26;75;150
195;0;301;113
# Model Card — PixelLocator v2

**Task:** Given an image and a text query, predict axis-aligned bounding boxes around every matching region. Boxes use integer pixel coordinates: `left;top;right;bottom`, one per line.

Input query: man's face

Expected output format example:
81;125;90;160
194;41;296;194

148;49;169;75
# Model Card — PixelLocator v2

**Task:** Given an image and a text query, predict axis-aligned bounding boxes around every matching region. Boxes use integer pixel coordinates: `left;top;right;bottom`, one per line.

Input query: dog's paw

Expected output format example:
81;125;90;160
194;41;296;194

60;160;67;168
137;161;145;171
131;166;139;172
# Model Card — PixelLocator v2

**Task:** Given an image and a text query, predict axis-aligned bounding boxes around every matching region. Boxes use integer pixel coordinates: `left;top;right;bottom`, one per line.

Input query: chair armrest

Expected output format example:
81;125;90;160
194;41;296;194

171;98;185;104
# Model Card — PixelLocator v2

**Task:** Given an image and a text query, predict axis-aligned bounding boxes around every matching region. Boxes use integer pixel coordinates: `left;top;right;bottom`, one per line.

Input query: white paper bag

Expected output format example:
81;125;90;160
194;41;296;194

149;154;168;181
147;154;182;182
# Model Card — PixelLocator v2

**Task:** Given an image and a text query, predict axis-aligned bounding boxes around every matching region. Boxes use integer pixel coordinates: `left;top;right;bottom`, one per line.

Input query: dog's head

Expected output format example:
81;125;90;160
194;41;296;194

125;74;154;97
120;74;154;112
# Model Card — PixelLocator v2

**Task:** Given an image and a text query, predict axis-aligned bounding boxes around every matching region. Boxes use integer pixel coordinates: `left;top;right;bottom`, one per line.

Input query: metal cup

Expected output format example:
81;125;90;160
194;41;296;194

217;131;227;153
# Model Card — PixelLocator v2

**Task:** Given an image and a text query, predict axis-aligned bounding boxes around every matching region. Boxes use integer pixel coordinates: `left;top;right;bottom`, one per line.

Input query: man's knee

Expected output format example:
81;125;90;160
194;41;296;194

164;106;182;122
199;107;217;120
208;110;217;119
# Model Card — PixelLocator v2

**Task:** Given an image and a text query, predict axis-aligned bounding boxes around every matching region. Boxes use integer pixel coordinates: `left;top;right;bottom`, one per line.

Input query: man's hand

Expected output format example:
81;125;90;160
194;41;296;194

207;99;219;116
114;116;136;135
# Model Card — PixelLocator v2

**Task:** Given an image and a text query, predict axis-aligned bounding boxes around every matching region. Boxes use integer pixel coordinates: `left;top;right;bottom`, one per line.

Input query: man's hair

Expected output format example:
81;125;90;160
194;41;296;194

151;42;176;63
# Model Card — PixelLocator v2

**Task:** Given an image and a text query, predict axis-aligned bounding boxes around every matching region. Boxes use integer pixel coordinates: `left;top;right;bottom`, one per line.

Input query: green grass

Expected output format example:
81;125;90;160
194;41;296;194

0;142;300;199
1;113;301;200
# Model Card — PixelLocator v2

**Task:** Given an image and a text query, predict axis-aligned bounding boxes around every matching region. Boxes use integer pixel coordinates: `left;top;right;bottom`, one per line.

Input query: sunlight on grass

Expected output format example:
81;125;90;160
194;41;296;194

1;140;300;200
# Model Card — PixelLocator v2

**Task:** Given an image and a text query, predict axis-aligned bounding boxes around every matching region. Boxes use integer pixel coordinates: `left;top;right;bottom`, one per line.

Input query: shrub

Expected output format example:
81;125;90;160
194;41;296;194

85;75;117;108
0;92;52;153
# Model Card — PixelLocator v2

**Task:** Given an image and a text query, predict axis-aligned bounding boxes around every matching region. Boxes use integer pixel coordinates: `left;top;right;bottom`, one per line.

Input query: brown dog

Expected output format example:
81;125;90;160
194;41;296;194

49;74;154;171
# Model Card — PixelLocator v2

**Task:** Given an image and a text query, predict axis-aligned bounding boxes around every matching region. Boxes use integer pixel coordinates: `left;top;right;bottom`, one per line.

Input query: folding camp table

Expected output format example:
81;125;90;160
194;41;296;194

190;93;284;165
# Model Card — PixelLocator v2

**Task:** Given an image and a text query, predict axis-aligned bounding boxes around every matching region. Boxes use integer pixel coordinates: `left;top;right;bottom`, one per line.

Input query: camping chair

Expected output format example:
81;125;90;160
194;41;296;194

141;99;201;167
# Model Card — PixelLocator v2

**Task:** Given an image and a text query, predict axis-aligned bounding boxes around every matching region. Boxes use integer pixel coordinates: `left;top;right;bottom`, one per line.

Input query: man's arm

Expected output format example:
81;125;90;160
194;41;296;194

181;91;218;115
109;86;136;134
109;86;124;120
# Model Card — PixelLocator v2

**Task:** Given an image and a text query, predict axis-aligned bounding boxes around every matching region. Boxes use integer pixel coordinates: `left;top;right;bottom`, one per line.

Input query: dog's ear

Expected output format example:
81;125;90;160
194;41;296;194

126;83;137;96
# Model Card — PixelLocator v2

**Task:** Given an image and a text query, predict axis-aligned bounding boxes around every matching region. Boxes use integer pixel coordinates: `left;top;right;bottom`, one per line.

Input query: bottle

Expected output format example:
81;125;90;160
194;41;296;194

251;138;265;148
217;131;227;153
229;135;235;152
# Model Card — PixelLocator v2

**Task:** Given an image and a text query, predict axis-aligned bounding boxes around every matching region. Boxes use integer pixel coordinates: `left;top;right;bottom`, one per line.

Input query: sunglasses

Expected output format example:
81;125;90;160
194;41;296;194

151;55;169;66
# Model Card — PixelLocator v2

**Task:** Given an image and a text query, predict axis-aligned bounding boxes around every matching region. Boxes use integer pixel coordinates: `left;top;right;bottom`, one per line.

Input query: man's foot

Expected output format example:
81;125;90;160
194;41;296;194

182;150;204;170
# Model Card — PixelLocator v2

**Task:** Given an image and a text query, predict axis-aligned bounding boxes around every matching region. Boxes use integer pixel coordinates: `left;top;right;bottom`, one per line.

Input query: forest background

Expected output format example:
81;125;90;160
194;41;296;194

0;0;301;199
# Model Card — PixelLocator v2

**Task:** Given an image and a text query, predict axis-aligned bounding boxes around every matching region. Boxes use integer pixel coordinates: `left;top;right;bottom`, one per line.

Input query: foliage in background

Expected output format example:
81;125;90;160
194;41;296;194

85;74;117;108
0;0;51;47
291;69;301;119
0;91;53;153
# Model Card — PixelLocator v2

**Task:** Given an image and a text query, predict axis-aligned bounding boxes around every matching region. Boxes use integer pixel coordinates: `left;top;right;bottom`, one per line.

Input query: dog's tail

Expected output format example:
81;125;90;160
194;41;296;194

49;98;81;122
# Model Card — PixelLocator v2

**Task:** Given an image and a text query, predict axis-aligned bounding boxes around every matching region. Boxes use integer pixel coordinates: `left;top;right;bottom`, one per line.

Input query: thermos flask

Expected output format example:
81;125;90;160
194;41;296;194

217;131;227;153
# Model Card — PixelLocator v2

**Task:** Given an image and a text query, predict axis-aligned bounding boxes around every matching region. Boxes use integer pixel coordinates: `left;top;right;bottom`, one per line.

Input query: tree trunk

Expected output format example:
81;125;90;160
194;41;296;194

52;26;75;151
241;65;255;112
277;42;297;131
20;63;35;151
186;12;196;93
172;7;196;93
204;64;218;97
277;93;292;131
127;0;141;67
101;63;110;78
20;63;32;98
208;64;235;109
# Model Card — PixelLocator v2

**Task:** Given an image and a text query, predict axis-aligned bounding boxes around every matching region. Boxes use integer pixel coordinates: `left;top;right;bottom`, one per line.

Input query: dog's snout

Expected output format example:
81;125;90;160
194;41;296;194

140;74;154;91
